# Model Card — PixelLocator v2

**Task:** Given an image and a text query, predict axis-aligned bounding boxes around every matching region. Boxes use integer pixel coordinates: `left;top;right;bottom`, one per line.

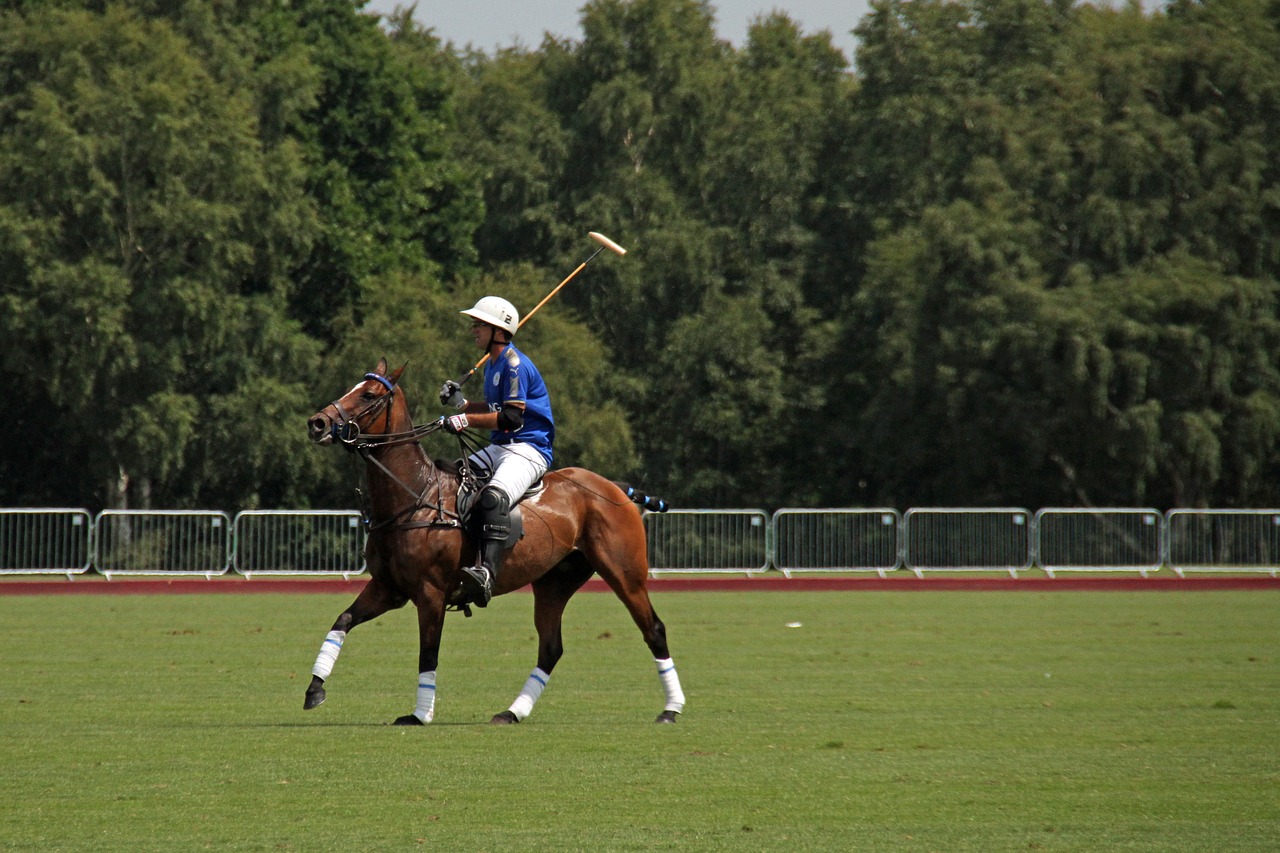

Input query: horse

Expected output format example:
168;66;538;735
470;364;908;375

302;358;686;725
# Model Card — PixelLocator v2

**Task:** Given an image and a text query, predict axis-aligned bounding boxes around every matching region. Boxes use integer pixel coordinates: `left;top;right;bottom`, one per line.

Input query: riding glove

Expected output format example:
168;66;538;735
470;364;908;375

439;380;466;409
443;413;469;434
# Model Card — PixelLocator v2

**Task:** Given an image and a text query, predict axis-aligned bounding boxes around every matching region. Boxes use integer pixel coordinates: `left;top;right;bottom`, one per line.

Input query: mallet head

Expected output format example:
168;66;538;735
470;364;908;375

588;231;627;256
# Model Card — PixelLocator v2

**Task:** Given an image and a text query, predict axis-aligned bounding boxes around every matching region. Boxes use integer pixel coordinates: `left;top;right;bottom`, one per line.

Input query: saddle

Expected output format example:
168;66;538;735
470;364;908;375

447;459;544;551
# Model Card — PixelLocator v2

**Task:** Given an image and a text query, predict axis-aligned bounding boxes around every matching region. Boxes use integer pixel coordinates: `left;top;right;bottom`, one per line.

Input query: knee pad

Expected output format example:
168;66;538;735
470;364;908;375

478;486;509;516
476;486;511;543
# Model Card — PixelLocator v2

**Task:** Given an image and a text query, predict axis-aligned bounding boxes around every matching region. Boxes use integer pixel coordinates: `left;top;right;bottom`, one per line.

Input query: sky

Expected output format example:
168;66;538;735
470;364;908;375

362;1;875;64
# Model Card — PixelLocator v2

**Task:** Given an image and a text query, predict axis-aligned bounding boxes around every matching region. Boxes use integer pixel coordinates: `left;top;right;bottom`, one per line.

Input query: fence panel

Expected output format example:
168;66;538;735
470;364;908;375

233;510;366;578
771;509;901;577
646;509;770;575
0;508;93;577
904;508;1032;577
1034;508;1163;577
1165;509;1280;577
93;510;231;578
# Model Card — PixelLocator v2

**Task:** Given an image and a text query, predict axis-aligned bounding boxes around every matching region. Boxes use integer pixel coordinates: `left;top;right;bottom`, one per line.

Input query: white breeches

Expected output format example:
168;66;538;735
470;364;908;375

468;443;548;504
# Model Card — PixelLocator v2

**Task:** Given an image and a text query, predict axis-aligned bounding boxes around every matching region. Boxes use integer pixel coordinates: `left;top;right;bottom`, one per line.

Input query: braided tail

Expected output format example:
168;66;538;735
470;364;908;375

613;481;670;513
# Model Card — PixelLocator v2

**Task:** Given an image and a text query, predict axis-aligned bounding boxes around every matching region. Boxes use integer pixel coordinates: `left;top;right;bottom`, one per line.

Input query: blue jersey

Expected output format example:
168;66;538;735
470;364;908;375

482;343;554;464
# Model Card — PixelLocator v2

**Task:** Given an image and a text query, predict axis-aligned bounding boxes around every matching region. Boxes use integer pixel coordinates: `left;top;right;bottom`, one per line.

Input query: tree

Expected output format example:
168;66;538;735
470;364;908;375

1087;257;1280;507
452;46;570;266
261;0;481;341
0;5;321;509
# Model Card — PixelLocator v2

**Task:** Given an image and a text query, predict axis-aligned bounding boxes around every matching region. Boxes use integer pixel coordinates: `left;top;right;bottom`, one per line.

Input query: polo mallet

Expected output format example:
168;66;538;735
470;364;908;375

452;231;627;387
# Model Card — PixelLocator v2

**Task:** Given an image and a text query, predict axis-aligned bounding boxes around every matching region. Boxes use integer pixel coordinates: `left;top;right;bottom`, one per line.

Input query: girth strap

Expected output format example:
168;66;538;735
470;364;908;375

396;518;461;531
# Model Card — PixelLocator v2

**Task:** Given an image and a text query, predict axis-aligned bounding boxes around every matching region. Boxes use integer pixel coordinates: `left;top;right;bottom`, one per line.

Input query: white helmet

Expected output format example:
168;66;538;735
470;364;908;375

461;296;519;336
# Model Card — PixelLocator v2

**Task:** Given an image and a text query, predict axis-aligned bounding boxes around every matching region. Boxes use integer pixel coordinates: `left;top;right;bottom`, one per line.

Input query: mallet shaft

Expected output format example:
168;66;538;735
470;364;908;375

456;232;626;383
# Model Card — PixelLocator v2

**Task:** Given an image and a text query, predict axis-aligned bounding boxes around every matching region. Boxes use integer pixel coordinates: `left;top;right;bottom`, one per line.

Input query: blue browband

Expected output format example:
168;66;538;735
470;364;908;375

364;373;395;393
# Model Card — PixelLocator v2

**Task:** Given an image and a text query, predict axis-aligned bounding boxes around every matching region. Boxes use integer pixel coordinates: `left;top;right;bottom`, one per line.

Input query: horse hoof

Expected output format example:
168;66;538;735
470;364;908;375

303;688;326;710
654;710;680;724
391;714;424;726
490;710;519;725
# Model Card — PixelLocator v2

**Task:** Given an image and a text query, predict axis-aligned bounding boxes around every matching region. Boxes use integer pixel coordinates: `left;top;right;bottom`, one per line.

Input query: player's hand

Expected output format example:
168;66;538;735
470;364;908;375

439;380;465;409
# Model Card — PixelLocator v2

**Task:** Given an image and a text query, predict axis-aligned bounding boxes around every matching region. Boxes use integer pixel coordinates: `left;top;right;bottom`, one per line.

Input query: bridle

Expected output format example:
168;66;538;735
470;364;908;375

320;371;459;532
321;373;393;445
324;372;444;449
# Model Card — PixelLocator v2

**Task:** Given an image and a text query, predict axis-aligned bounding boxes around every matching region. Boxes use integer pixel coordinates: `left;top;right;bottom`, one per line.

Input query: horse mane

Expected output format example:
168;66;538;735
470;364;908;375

433;458;464;479
428;458;465;501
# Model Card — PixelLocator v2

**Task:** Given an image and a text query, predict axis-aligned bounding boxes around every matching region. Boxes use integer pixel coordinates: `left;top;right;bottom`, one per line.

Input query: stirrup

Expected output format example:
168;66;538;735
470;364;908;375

461;565;493;607
445;601;474;618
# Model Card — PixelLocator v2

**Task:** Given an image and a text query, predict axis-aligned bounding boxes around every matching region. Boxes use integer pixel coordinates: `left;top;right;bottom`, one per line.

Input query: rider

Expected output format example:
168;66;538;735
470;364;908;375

439;296;554;607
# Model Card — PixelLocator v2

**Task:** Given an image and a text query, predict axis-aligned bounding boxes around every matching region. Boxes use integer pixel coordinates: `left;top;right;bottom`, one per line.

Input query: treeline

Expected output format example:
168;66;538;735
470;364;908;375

2;0;1278;512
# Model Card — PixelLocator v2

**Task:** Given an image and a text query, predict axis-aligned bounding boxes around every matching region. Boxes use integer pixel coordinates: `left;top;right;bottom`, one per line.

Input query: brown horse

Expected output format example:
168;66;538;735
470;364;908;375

303;359;686;725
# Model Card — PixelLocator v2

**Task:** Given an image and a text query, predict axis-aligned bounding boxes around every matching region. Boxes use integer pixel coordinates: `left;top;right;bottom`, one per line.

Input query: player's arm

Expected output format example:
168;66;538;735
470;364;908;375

449;400;523;432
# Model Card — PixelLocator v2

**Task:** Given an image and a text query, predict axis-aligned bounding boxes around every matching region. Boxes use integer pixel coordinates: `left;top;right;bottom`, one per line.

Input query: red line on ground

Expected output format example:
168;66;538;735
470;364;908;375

1;575;1276;595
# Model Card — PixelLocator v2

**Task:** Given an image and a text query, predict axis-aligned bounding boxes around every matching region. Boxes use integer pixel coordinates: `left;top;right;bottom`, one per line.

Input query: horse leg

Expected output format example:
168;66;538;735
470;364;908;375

590;542;687;723
303;578;407;711
391;588;448;726
490;556;595;725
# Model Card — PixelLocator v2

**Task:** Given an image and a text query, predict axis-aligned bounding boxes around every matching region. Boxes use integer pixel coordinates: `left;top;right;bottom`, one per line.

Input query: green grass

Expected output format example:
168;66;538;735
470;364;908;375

1;589;1277;851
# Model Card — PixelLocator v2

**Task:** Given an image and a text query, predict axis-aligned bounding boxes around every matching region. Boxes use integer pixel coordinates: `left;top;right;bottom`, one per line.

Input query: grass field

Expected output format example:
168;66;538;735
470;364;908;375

1;588;1277;851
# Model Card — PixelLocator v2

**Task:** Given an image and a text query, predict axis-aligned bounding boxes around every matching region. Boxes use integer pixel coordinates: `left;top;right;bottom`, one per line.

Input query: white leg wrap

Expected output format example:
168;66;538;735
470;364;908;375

414;671;437;723
507;667;550;722
655;657;686;714
311;630;346;680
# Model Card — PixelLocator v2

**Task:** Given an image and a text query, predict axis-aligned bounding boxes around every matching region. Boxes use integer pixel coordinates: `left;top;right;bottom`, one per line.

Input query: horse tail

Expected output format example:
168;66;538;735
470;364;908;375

613;481;670;513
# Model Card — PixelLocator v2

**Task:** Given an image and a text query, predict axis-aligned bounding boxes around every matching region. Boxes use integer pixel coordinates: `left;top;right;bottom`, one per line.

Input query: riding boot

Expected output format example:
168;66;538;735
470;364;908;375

462;487;510;608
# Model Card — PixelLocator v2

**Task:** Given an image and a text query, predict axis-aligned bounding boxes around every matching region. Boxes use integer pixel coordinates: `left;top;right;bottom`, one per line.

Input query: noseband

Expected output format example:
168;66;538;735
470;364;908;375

327;373;397;445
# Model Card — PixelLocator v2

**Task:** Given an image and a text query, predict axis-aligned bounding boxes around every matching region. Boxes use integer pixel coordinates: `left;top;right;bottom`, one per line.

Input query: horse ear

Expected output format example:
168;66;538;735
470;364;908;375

389;362;407;384
375;357;389;376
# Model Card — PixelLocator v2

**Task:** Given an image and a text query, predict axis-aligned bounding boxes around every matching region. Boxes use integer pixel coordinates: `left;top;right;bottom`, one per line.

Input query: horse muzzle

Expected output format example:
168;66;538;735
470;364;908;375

307;412;354;446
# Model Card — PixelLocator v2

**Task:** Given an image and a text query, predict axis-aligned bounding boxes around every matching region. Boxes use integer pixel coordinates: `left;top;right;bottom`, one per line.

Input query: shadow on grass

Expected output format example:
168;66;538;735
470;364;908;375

185;719;537;729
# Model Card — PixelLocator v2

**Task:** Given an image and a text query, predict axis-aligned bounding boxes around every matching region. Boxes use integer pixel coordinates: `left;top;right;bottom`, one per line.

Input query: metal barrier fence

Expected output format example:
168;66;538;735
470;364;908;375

1166;509;1280;577
94;510;232;579
1;506;1278;578
771;509;901;577
1034;508;1164;578
646;509;770;575
0;508;92;577
232;510;365;578
904;508;1034;578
